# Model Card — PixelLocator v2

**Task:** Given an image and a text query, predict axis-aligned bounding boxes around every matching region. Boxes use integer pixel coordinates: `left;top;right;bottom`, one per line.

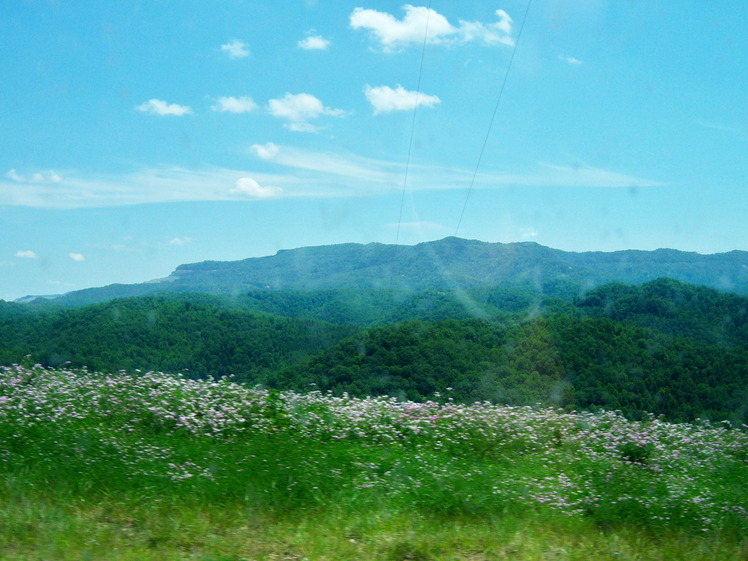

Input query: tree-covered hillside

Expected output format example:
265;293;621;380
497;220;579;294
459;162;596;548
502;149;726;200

271;315;748;424
2;278;748;424
578;278;748;346
0;294;355;382
236;284;552;327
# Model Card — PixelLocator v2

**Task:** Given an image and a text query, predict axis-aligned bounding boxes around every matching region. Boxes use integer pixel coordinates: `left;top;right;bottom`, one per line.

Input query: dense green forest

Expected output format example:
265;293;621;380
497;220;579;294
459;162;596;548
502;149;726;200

577;277;748;346
2;279;747;424
0;294;355;380
22;283;557;326
271;315;748;423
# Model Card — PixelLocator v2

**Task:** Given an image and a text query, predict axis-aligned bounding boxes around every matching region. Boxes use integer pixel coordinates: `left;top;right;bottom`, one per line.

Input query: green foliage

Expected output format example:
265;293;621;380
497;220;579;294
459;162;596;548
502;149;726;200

273;311;748;423
0;299;31;319
233;284;553;327
0;293;355;383
578;278;748;346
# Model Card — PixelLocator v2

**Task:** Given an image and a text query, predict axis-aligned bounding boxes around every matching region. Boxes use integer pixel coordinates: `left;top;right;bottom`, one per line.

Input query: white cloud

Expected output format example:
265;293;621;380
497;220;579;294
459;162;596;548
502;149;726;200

559;55;583;65
458;9;515;47
351;5;454;50
493;9;513;34
364;84;441;114
168;237;193;246
298;34;330;50
6;169;24;182
7;169;62;183
211;96;258;113
15;250;38;259
68;252;86;261
350;5;514;51
251;142;281;160
221;39;249;59
267;93;342;121
285;122;323;133
230;177;283;199
267;92;346;132
136;99;192;116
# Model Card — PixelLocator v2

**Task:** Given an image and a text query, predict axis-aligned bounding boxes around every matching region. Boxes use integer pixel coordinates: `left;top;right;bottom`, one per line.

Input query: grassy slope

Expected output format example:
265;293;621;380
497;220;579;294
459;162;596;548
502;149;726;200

1;365;746;560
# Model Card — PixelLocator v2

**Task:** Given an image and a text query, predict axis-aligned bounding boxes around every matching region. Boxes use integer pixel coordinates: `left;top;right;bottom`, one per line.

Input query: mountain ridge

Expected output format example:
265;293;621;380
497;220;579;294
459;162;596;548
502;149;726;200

14;237;748;306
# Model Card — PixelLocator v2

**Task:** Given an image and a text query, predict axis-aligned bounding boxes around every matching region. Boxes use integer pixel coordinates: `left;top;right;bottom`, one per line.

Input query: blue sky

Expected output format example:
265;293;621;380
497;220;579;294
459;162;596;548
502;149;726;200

1;0;747;300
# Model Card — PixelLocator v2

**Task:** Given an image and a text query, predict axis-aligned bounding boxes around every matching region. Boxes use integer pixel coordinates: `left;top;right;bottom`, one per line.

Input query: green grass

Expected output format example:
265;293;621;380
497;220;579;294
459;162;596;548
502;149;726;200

2;497;746;560
1;364;746;560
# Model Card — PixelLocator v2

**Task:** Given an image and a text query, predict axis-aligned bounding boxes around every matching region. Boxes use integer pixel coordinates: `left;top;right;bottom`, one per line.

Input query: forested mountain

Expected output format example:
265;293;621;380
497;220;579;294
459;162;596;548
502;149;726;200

0;300;29;319
226;284;552;327
16;237;748;307
578;278;748;346
270;315;748;424
161;238;748;294
0;294;355;381
15;284;562;327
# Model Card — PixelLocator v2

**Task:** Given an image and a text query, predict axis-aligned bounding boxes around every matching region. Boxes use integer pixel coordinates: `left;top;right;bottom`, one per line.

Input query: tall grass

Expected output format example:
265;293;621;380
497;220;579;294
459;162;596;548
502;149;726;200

1;364;746;560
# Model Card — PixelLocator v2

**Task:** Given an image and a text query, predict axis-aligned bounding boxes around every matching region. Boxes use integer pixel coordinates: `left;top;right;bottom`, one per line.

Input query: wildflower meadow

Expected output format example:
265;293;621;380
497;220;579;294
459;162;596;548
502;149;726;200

1;364;746;560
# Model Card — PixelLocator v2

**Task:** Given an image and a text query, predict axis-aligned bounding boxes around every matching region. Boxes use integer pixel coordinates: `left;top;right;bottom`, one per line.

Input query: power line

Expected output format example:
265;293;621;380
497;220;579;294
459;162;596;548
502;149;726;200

454;0;533;237
395;0;433;246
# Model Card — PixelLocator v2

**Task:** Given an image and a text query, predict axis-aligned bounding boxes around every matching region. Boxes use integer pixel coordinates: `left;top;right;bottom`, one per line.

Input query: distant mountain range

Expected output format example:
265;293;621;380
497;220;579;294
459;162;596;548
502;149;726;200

15;237;748;306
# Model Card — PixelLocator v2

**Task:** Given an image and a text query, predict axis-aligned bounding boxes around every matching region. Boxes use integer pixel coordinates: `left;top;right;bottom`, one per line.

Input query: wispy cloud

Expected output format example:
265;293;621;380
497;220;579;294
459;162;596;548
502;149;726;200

220;39;249;59
530;162;665;189
249;143;402;187
15;250;38;259
68;252;85;261
559;55;583;65
7;169;62;183
136;99;192;116
696;120;746;138
249;144;664;193
267;92;346;132
0;166;297;208
350;6;514;52
47;279;76;289
298;34;330;50
364;85;441;114
0;150;664;210
168;237;193;246
211;96;258;113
